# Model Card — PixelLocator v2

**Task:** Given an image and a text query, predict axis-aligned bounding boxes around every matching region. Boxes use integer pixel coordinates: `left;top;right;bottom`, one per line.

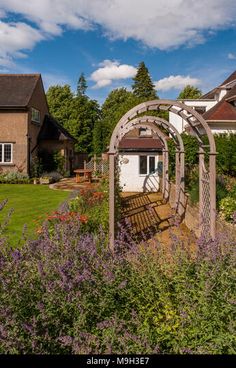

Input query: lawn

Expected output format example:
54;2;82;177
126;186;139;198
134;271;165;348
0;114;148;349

0;184;69;246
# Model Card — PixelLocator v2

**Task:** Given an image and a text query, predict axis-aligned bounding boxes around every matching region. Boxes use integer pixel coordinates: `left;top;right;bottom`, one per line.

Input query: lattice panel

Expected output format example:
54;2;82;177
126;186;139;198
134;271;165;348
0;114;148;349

201;170;211;236
85;158;109;174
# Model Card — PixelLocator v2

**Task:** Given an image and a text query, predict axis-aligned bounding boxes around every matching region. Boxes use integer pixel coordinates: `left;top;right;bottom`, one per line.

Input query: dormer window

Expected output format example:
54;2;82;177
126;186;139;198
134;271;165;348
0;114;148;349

139;128;152;137
31;107;40;124
194;106;206;114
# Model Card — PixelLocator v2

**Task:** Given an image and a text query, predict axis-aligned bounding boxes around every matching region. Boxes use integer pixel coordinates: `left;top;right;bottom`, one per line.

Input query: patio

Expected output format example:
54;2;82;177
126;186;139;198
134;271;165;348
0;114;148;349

121;191;196;247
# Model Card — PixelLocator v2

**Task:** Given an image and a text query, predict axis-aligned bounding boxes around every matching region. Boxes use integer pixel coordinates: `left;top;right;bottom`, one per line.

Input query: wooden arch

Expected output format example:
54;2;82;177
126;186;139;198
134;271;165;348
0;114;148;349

108;100;216;250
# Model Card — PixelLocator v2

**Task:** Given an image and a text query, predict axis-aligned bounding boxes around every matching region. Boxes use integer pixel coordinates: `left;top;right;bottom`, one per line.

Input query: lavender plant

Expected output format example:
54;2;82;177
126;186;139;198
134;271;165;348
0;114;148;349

0;201;235;354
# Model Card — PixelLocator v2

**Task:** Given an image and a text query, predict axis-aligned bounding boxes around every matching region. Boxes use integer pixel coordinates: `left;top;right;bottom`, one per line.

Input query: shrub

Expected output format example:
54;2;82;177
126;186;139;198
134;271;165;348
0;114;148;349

0;211;235;354
219;196;236;222
68;180;109;234
41;171;63;183
0;172;30;184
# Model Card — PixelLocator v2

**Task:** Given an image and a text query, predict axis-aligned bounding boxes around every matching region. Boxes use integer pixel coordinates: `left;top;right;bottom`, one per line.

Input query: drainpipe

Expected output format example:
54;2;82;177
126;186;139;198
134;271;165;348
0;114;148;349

26;134;31;176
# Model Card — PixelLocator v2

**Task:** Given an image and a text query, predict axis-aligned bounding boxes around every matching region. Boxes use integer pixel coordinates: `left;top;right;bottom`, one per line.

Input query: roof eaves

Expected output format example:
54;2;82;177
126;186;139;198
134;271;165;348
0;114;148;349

25;74;41;106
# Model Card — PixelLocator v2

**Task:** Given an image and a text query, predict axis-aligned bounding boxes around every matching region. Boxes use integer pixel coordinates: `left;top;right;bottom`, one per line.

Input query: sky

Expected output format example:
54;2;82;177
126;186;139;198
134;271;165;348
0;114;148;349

0;0;236;104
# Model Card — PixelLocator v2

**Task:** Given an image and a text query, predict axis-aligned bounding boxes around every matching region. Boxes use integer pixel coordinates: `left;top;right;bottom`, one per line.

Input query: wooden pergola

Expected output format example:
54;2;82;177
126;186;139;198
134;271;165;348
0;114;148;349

108;100;217;250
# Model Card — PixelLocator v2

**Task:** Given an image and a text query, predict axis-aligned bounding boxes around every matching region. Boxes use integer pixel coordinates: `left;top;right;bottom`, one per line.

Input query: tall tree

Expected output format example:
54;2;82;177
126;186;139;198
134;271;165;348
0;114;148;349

77;73;87;97
46;85;74;127
178;85;202;99
132;61;157;100
47;84;100;154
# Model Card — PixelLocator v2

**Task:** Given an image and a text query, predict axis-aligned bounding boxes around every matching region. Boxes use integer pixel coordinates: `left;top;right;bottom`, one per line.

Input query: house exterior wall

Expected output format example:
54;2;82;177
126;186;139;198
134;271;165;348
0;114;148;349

169;100;216;133
27;78;49;159
0;110;28;174
191;121;236;135
118;152;162;192
0;77;50;175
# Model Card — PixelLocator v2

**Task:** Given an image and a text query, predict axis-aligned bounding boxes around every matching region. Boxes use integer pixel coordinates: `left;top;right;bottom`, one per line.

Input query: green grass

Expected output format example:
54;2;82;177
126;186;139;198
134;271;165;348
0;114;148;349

0;184;69;246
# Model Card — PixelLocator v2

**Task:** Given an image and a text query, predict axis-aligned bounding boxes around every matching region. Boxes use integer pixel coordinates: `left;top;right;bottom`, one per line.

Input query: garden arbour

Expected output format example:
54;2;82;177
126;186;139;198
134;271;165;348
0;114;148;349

108;99;217;249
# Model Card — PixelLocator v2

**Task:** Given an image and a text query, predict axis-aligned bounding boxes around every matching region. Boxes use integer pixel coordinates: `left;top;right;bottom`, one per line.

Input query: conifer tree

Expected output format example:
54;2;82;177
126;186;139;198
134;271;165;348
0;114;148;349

132;61;157;100
77;73;87;96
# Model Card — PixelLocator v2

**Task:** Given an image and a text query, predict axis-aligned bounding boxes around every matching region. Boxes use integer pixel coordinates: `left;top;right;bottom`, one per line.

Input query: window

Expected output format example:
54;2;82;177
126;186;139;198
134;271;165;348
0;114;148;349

0;143;13;164
139;155;156;175
194;106;206;114
149;156;155;174
139;156;147;174
31;107;40;123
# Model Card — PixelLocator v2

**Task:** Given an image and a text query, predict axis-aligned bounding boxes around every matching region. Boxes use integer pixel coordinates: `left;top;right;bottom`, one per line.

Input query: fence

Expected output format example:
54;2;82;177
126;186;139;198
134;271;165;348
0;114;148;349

84;156;109;176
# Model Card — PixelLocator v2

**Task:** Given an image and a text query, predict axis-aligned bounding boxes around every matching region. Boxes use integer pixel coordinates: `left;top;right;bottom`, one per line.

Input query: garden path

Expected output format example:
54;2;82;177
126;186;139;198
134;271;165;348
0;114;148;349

121;192;196;249
50;177;99;191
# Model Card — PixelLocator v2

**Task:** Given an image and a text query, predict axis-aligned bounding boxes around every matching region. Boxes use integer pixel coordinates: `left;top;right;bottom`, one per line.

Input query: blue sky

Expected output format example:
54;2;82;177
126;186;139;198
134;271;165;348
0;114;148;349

0;0;236;104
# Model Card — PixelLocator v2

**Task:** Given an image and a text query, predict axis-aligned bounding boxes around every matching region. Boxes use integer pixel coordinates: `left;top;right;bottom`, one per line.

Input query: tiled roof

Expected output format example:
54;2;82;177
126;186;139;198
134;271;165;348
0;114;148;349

202;82;236;121
203;100;236;121
220;70;236;86
201;70;236;99
0;74;40;107
38;115;76;141
119;138;163;151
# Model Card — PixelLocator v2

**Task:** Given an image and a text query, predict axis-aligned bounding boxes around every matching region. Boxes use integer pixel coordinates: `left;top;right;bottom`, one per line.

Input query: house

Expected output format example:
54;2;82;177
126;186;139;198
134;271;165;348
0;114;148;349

118;128;163;192
169;70;236;134
0;74;75;175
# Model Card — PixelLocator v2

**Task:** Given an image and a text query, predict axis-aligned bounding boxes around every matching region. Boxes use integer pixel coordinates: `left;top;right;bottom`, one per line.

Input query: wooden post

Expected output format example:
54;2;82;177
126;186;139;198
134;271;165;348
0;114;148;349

83;160;86;170
94;154;97;172
209;153;216;239
109;153;115;252
198;147;204;234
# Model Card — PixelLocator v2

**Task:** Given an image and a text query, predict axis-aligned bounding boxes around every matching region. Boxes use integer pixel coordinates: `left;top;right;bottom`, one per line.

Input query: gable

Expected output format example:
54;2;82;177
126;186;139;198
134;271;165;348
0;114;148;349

0;74;40;108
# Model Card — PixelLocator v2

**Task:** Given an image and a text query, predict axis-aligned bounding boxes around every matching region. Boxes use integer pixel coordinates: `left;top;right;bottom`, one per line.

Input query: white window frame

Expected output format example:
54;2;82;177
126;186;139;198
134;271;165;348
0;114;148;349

31;107;40;124
0;143;13;164
139;155;157;176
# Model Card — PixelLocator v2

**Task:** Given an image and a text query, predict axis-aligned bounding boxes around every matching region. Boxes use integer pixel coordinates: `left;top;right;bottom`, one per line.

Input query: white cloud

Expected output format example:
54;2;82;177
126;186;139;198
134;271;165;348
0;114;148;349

90;60;137;89
0;0;236;64
155;75;200;91
0;21;44;66
228;52;236;60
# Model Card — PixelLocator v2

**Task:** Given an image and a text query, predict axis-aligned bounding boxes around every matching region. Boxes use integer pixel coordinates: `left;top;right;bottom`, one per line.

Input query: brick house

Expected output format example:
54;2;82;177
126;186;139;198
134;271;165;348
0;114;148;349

0;74;75;175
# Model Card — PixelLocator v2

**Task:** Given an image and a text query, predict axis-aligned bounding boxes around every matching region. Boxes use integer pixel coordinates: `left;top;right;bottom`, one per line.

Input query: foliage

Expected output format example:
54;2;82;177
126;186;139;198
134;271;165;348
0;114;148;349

0;208;235;354
0;172;30;184
66;96;100;154
68;178;109;233
77;73;87;97
219;183;236;222
46;85;74;127
167;134;199;180
132;62;157;100
47;82;101;154
41;171;63;183
214;133;236;176
39;150;65;175
97;88;140;152
30;156;43;178
219;196;236;222
178;85;202;99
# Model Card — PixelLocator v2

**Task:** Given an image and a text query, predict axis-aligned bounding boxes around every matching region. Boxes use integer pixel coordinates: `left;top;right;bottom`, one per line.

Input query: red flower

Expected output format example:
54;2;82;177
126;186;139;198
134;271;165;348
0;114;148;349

79;215;88;224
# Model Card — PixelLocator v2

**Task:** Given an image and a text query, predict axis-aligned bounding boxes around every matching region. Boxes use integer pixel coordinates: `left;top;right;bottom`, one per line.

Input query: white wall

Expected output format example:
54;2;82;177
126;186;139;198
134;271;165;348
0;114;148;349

119;153;160;192
169;100;217;133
